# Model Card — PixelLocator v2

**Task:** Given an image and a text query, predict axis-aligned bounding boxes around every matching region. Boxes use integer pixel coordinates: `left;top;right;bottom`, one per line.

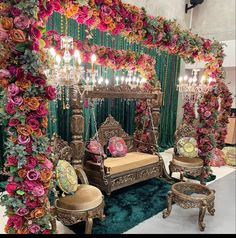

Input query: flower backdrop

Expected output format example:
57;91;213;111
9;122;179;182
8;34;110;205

0;0;233;234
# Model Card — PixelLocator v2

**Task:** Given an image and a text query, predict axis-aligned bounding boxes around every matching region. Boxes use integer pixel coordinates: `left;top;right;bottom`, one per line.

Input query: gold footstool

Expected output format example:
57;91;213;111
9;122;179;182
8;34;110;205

163;182;215;231
169;155;205;185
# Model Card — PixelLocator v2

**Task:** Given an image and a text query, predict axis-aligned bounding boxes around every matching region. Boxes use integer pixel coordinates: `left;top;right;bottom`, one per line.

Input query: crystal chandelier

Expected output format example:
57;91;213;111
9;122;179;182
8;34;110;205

177;69;214;102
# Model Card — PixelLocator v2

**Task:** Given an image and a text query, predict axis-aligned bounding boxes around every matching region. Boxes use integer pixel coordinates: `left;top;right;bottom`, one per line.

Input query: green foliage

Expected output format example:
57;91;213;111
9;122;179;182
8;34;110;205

16;0;39;19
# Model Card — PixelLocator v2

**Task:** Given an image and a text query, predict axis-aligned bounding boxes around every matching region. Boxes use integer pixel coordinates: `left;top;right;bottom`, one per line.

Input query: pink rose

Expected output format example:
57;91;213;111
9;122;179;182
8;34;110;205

27;118;40;131
7;215;23;230
8;118;20;127
204;111;211;118
0;69;10;78
29;224;41;234
26;197;40;209
37;103;48;116
8;83;20;96
10;96;23;105
45;85;56;100
5;182;18;195
18;135;31;145
25;156;37;169
25;140;33;153
23;180;38;191
31;40;40;51
32;185;45;197
14;15;30;30
41;158;53;170
0;24;9;41
6;155;18;166
27;169;40;181
5;102;16;115
101;5;112;15
16;207;29;216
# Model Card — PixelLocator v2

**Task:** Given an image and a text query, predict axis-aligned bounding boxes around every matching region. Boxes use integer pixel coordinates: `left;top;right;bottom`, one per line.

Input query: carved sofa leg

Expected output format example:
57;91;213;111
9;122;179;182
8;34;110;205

85;217;93;234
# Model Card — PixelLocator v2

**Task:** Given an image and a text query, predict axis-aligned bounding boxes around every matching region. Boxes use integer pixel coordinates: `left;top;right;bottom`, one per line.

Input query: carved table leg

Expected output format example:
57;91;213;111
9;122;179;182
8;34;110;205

208;190;215;216
198;200;207;231
163;191;174;218
85;217;93;234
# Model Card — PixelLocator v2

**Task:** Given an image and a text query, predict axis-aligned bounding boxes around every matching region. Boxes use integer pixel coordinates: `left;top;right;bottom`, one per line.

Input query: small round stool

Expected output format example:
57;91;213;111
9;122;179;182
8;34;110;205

169;155;205;184
162;182;215;231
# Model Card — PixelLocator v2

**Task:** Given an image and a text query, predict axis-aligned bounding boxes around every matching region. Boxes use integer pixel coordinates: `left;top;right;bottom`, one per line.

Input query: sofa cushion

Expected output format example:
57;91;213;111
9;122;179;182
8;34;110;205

172;155;203;168
103;152;159;175
108;136;128;157
56;184;103;211
87;139;104;162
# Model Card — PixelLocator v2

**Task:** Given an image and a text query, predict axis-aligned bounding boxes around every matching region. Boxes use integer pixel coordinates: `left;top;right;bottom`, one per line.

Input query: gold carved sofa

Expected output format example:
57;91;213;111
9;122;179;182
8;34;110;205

83;115;171;195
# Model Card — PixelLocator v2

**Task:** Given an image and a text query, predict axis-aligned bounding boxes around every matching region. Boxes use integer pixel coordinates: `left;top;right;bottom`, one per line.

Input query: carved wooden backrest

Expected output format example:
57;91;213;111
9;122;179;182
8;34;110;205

51;134;73;164
174;120;197;154
95;115;134;151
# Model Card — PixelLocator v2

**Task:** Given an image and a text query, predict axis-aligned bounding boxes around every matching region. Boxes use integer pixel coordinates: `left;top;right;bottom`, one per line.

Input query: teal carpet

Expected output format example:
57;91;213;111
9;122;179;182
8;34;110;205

69;178;172;234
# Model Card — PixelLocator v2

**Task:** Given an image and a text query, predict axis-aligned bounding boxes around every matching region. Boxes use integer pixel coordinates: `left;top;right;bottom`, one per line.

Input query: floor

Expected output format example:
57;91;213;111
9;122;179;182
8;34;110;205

0;148;235;234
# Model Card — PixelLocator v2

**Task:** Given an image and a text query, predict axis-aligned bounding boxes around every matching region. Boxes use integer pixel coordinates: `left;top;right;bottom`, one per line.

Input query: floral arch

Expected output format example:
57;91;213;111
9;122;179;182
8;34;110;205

0;0;233;234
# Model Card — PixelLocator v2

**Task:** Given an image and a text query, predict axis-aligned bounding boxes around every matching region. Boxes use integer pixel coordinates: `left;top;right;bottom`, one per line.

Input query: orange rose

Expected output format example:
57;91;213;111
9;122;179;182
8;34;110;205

40;168;53;183
16;227;29;234
92;9;99;17
27;97;40;110
104;16;113;25
34;128;43;137
18;104;25;111
10;136;17;143
36;154;46;162
104;0;113;5
108;23;116;31
10;29;26;43
1;17;13;30
17;125;32;136
0;78;8;88
134;21;143;30
41;117;48;128
31;207;45;219
89;0;95;7
64;3;79;18
15;79;31;91
18;168;27;178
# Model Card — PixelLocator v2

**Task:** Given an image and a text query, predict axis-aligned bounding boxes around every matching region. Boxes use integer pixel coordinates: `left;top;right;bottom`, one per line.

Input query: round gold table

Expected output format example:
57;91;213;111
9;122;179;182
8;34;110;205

162;182;215;231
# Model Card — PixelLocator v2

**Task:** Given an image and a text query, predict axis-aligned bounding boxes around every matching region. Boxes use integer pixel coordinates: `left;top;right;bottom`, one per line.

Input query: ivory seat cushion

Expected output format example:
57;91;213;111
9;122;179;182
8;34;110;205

172;155;203;168
104;152;159;175
57;184;103;211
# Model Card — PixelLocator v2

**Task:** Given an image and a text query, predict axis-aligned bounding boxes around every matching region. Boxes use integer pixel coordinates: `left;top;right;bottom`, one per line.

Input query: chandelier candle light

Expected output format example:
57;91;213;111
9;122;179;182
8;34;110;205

177;69;214;102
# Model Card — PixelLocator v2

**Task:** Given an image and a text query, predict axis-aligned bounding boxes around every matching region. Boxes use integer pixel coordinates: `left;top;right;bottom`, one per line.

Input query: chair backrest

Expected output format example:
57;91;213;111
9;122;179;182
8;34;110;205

51;134;73;164
174;120;197;155
94;115;134;151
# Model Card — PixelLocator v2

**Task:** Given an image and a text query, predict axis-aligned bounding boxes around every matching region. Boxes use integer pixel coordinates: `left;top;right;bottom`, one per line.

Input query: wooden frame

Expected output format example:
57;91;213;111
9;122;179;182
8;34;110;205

70;83;172;195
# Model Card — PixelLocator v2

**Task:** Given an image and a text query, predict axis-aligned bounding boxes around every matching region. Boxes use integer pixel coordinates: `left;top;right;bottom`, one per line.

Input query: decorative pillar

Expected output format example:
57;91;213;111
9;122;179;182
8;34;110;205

149;81;162;153
70;95;84;167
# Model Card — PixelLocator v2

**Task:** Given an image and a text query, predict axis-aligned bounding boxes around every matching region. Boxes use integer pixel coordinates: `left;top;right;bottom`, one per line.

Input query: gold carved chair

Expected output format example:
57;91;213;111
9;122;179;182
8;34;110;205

169;120;204;184
50;134;105;234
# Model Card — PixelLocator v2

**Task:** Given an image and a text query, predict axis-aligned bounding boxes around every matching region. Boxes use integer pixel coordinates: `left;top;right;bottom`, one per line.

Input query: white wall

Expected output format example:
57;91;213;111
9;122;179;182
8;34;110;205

123;0;187;27
190;0;236;41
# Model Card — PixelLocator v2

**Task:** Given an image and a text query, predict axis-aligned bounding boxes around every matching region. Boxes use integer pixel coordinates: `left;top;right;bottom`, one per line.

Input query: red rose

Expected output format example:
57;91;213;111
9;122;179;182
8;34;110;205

8;118;20;127
43;230;51;234
5;181;18;194
7;215;23;230
6;155;17;166
25;156;37;169
5;102;16;115
27;118;40;131
30;26;42;40
45;86;56;100
37;103;48;116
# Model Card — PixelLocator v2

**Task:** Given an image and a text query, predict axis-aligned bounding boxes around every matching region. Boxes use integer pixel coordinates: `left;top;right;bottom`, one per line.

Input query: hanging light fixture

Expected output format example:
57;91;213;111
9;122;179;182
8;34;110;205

177;68;214;102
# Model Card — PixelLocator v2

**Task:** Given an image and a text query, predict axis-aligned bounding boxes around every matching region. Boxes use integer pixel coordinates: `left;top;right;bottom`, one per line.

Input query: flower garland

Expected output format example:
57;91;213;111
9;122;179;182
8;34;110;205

0;0;233;234
44;30;157;82
0;0;56;234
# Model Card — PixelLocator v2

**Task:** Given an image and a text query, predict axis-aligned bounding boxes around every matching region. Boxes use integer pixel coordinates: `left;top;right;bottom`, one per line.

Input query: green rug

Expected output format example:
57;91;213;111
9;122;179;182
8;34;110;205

69;178;172;234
